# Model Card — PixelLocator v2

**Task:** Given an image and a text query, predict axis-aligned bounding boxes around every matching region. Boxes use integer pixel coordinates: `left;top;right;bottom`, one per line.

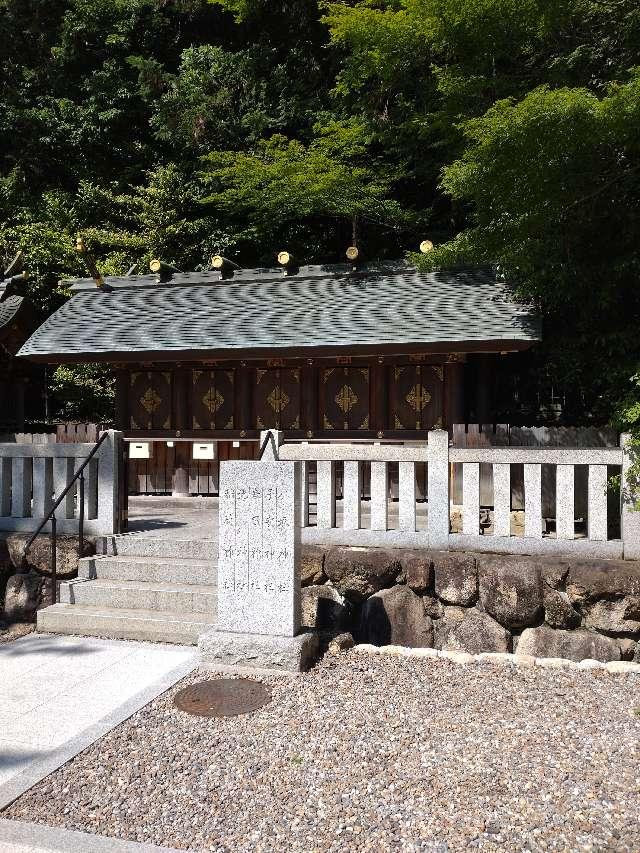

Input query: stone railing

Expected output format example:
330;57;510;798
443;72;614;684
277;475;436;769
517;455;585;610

270;430;640;560
0;430;123;535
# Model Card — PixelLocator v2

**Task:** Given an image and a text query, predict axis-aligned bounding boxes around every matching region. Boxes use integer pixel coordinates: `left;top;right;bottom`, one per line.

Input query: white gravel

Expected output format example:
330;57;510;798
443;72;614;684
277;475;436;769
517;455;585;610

4;651;640;852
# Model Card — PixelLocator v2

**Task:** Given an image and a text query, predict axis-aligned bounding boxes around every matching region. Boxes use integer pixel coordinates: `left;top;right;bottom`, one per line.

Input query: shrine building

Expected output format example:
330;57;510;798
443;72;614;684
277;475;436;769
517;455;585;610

0;255;43;432
17;258;540;495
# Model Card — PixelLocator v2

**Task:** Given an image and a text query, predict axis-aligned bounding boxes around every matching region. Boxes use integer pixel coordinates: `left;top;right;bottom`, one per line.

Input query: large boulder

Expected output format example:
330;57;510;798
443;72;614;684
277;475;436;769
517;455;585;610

619;639;637;661
359;585;434;648
544;586;581;629
517;625;620;662
0;562;13;610
7;533;93;579
565;560;640;605
538;558;572;590
422;595;444;620
300;546;327;586
477;556;543;629
302;583;351;632
3;573;46;621
401;552;433;593
584;598;640;635
324;546;402;603
435;607;510;654
434;552;477;606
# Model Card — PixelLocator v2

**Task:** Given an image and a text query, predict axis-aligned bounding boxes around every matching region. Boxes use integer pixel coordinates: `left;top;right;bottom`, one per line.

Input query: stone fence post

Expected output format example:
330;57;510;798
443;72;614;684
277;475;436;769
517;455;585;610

96;430;123;535
427;430;450;550
621;433;640;560
199;427;318;672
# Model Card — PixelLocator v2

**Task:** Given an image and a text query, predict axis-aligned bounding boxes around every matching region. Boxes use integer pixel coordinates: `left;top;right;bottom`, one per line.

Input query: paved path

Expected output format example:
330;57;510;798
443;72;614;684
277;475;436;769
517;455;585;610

0;634;196;809
125;494;430;540
0;817;187;853
127;496;218;540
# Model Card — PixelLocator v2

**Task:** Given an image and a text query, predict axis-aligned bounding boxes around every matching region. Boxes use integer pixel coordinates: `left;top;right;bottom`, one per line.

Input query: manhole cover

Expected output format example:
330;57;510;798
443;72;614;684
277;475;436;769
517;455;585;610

173;679;272;717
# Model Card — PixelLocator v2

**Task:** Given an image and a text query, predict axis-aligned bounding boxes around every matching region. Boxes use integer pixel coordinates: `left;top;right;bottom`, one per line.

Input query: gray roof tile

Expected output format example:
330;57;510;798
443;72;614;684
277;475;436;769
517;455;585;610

19;265;540;360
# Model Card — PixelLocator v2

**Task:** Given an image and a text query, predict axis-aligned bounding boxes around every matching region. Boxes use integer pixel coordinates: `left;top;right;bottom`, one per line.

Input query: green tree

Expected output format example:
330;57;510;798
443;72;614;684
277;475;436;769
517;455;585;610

202;120;416;261
415;76;640;420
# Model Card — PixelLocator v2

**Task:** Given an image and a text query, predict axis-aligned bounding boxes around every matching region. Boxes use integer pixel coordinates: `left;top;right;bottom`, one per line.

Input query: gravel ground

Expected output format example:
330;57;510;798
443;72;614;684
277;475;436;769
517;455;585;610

4;651;640;852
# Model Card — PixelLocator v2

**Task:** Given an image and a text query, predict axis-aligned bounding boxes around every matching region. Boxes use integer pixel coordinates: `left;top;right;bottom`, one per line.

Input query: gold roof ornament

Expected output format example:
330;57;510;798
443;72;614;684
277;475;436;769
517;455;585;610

3;250;24;279
277;250;298;275
419;239;434;254
149;259;181;282
211;255;240;277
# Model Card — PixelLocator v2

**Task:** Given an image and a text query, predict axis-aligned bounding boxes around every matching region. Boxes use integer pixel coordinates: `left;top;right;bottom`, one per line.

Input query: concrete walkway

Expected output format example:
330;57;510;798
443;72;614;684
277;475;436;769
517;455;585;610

0;817;188;853
0;634;196;809
127;496;218;540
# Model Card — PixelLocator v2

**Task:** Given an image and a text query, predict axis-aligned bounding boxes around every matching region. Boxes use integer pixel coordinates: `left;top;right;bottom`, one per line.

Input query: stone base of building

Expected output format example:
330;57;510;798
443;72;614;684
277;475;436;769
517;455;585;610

198;628;319;675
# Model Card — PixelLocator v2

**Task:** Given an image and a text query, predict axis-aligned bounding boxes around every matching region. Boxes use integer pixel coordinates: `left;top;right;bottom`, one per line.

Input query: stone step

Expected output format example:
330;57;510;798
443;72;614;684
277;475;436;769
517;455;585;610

79;554;217;585
37;604;214;645
97;535;218;561
60;578;217;614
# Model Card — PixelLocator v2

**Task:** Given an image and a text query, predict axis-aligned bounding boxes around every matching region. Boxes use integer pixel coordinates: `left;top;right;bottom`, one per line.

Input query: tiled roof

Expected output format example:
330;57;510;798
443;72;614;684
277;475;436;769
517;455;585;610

18;264;540;360
0;295;25;333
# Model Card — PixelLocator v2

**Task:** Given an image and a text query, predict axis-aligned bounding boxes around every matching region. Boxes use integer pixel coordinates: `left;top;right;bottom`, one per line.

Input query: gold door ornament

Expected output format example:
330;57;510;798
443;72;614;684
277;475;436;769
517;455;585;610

129;371;172;429
140;387;162;414
392;364;442;430
335;384;358;414
322;366;370;430
267;386;291;413
255;367;300;430
203;388;224;414
192;369;234;429
406;384;432;413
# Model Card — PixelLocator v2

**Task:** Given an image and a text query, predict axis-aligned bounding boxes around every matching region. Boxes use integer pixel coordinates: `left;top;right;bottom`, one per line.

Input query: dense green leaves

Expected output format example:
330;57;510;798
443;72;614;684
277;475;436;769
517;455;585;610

202;121;417;260
0;0;639;423
416;75;640;419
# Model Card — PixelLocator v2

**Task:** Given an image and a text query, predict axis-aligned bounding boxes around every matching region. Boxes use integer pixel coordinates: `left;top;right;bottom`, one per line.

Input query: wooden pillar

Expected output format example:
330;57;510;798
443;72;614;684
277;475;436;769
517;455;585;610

14;380;25;431
235;364;252;432
475;353;493;424
372;358;386;436
444;356;465;428
301;361;317;436
173;366;189;432
172;441;190;496
172;367;190;496
114;369;128;431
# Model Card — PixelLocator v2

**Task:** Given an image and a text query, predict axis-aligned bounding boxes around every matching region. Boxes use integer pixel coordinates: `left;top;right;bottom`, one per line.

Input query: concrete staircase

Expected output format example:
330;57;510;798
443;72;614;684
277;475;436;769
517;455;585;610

37;535;218;644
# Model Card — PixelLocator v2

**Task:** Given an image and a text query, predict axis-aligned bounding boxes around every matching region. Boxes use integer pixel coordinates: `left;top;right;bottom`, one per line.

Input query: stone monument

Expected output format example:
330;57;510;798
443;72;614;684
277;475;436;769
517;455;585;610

199;431;319;673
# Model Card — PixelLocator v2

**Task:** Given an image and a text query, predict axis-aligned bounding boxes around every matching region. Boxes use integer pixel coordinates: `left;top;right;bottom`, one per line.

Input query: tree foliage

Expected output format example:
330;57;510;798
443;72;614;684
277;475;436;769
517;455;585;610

415;75;640;418
0;0;638;422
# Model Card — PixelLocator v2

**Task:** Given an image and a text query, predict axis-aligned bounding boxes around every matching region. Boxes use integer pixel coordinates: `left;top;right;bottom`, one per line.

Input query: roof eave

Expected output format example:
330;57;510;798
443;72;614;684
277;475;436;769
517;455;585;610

17;337;539;364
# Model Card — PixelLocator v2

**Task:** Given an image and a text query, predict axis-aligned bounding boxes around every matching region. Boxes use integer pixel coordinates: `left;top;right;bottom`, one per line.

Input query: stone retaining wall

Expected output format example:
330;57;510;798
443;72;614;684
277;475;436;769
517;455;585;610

300;545;640;663
0;534;93;622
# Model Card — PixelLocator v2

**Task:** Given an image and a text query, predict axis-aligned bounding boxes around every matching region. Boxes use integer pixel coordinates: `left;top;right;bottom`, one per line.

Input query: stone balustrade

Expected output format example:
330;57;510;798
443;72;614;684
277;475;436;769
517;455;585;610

0;430;122;535
274;430;640;560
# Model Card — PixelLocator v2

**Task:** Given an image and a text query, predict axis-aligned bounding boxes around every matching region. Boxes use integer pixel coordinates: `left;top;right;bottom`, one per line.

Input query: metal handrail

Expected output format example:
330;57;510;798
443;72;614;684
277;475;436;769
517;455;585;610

23;431;109;606
258;431;279;460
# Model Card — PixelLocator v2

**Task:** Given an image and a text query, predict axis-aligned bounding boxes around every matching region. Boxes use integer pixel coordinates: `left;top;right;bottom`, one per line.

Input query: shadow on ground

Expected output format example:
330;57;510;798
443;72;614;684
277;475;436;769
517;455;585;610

0;637;101;658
